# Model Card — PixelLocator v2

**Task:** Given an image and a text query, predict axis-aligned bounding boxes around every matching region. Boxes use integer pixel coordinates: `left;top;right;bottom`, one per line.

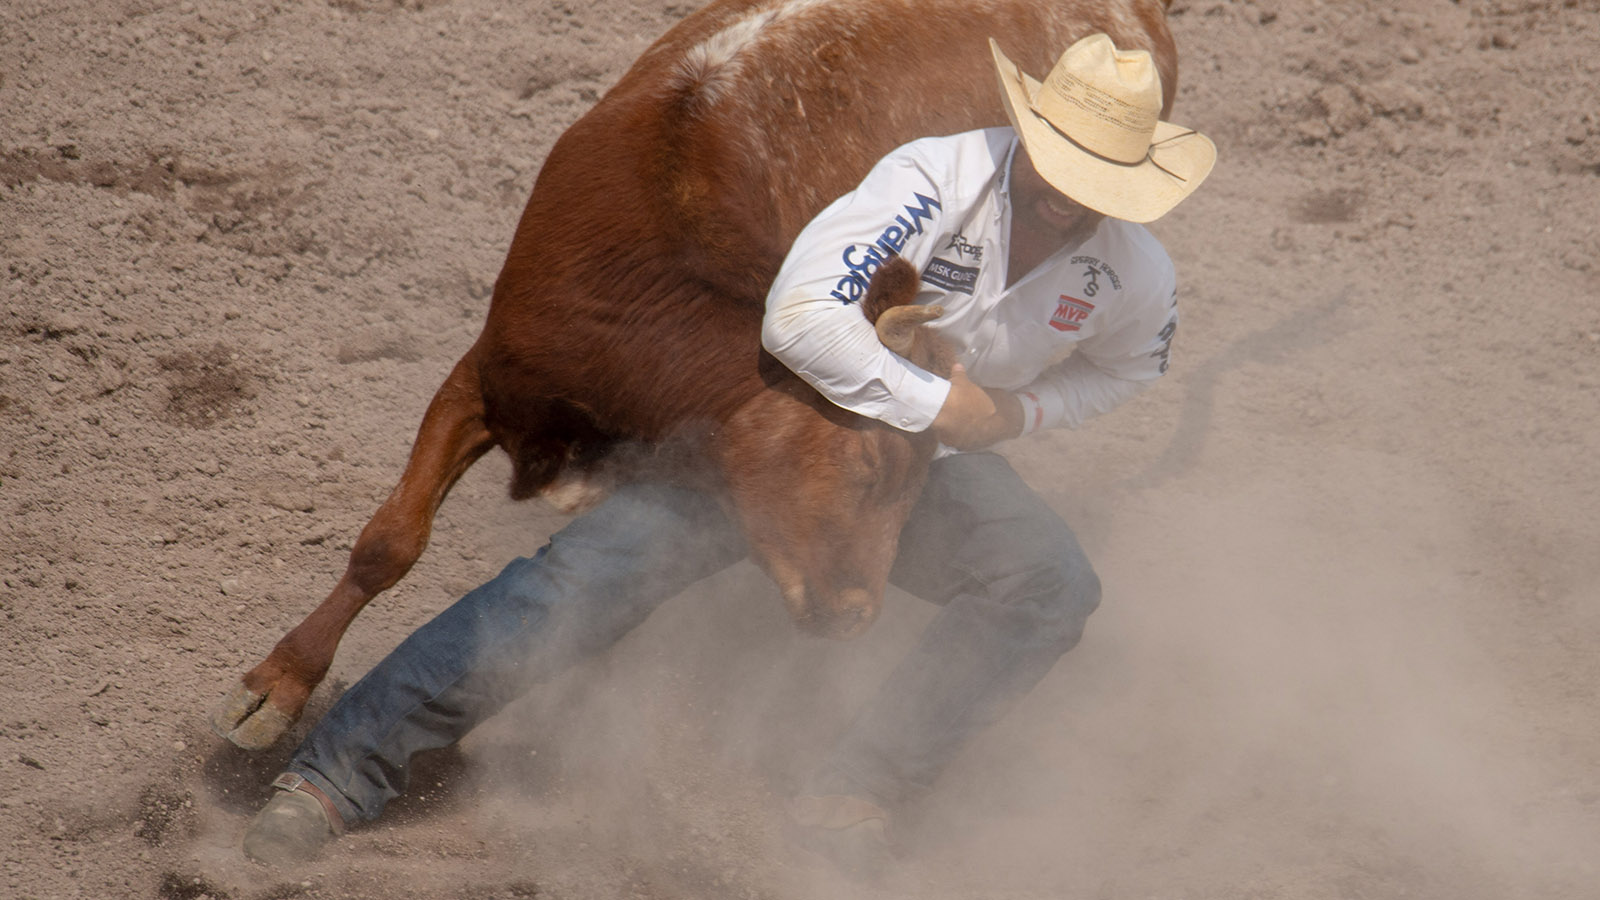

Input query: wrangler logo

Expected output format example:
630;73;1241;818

1050;296;1095;332
828;192;943;304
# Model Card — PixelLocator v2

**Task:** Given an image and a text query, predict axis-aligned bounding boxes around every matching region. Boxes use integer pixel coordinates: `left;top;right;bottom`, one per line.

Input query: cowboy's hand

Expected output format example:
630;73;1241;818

931;364;1025;450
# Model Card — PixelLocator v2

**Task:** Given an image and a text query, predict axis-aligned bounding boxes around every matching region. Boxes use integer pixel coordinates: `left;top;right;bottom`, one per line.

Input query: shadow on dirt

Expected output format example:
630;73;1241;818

195;678;477;827
1119;292;1351;492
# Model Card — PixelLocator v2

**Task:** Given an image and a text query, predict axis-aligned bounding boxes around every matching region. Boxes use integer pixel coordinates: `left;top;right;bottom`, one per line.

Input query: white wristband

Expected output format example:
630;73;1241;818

1017;391;1045;436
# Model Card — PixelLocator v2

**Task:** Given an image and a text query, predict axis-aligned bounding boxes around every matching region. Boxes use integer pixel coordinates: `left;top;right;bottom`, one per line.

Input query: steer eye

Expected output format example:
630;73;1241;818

853;430;920;497
855;432;880;473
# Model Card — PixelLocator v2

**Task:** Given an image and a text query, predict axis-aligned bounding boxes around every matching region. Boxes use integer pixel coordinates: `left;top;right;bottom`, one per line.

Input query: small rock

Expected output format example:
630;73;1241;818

94;362;127;394
266;491;314;512
1294;118;1331;143
300;526;335;546
1373;119;1407;156
1399;45;1421;64
173;740;187;752
1314;84;1368;136
195;458;222;476
1358;82;1427;120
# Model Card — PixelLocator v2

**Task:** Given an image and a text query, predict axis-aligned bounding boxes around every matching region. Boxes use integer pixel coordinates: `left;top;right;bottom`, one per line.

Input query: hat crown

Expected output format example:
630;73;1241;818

989;33;1214;222
1031;33;1162;165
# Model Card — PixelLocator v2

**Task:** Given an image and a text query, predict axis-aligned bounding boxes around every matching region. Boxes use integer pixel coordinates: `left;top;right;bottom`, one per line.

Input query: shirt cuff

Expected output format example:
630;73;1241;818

888;367;952;432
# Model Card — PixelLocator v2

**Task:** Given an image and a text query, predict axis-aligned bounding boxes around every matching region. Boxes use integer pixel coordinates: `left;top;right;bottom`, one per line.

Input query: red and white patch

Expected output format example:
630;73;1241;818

1049;295;1095;332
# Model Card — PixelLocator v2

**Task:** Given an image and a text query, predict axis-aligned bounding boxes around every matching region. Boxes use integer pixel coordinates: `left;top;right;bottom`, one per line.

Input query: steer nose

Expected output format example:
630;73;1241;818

787;585;881;640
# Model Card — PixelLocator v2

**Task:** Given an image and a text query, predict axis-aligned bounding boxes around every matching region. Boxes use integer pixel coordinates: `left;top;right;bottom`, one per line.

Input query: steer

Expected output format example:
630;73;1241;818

213;0;1181;751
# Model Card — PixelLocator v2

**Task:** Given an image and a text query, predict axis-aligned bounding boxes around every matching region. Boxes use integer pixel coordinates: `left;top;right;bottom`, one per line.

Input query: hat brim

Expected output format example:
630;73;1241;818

989;38;1215;223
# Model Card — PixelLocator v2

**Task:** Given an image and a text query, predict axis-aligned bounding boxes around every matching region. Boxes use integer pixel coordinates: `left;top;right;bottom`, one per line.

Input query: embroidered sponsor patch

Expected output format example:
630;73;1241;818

1050;295;1096;332
1151;315;1177;374
945;232;983;262
921;257;980;295
1070;255;1121;297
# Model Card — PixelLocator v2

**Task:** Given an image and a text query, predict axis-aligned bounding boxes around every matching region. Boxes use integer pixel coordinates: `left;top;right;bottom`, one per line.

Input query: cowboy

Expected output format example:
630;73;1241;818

243;33;1213;876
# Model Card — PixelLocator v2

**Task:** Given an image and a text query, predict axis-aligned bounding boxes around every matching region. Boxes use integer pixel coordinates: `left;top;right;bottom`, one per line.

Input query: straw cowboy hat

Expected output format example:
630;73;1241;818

990;33;1215;223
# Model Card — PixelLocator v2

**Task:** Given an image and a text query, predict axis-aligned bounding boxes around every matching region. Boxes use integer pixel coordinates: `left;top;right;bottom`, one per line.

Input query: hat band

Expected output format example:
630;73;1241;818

1029;108;1195;183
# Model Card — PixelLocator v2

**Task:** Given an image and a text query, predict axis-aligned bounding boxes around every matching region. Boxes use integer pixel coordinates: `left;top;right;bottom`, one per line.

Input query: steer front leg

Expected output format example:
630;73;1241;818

210;491;439;749
211;351;494;750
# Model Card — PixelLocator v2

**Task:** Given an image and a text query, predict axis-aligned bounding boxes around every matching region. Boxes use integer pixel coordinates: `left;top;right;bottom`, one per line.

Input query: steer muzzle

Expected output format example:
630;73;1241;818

782;583;881;640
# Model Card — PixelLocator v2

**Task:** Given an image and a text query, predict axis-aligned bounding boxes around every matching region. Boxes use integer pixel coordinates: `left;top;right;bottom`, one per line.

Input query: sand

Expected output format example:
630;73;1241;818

3;1;1598;898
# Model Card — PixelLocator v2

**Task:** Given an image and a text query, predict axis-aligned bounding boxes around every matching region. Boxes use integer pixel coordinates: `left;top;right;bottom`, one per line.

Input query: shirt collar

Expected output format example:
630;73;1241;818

997;134;1021;201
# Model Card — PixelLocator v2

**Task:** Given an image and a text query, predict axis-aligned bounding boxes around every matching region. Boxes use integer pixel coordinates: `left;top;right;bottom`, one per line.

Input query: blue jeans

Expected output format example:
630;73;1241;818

287;452;1101;825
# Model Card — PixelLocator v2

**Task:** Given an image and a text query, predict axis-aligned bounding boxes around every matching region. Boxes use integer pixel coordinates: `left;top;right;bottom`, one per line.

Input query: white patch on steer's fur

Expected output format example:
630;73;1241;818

674;0;841;105
537;472;609;515
671;0;1157;106
1041;1;1153;55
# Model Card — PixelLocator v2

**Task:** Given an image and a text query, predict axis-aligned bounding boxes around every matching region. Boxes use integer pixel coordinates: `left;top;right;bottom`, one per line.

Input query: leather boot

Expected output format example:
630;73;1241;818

243;773;344;865
787;793;895;879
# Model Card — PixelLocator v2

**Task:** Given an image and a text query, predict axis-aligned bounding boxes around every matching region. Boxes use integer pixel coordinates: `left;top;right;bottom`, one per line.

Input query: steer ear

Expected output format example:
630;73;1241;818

860;256;921;324
874;304;944;356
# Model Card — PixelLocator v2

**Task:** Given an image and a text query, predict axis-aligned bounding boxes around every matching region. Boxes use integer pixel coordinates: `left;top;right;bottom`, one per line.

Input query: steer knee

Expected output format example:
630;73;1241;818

345;529;426;597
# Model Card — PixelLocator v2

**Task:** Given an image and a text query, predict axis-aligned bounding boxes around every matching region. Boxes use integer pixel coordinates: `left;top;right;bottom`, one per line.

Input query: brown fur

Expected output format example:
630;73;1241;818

212;0;1180;750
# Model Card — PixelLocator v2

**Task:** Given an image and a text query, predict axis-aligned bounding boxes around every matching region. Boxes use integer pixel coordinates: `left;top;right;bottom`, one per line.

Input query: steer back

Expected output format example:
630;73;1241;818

478;0;1177;456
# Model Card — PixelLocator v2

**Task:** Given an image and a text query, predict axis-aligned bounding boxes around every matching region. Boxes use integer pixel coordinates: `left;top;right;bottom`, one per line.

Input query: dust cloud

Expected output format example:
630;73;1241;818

3;0;1597;898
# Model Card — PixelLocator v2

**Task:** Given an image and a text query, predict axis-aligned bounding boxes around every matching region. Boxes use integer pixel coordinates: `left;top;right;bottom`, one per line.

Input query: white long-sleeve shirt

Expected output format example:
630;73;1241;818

762;128;1178;439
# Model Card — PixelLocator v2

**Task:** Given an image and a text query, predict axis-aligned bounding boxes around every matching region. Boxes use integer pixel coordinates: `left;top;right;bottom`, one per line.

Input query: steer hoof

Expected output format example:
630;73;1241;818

210;682;297;751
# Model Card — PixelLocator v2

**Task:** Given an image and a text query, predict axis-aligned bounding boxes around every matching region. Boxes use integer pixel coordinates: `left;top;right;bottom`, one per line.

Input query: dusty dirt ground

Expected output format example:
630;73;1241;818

3;0;1599;898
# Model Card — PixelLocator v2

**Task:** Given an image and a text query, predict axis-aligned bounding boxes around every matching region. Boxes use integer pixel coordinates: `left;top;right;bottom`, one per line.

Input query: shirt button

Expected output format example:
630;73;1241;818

899;418;911;427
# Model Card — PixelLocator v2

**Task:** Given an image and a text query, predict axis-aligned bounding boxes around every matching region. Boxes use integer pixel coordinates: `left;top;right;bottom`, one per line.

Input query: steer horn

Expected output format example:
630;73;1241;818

874;304;945;356
863;256;945;359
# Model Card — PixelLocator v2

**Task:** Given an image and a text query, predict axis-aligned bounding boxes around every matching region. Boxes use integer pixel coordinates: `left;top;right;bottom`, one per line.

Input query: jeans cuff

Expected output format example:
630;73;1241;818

805;760;909;812
285;765;364;830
